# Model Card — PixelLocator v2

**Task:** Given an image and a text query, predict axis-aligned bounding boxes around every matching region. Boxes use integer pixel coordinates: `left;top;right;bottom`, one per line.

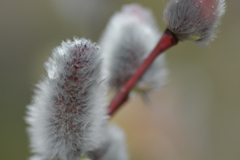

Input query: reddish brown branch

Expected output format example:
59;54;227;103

107;29;178;116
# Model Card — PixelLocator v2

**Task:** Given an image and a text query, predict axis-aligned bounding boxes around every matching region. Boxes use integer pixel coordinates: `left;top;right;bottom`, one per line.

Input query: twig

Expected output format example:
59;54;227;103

107;29;178;116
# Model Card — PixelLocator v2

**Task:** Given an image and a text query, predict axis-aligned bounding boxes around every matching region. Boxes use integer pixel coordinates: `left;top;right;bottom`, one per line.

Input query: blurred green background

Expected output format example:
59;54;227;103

0;0;239;160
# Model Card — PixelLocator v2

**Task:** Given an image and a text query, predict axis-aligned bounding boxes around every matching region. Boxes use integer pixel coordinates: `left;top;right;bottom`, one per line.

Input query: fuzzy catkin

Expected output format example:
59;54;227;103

25;38;107;160
100;4;168;93
100;125;128;160
164;0;226;44
89;125;128;160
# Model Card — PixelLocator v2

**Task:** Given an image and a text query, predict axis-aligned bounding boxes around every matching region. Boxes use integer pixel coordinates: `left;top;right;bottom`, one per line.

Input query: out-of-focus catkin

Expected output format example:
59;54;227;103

89;125;128;160
100;4;168;94
25;38;107;160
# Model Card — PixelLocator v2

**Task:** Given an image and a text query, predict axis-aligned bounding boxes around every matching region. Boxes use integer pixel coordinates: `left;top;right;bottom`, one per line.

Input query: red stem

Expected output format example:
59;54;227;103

107;29;178;116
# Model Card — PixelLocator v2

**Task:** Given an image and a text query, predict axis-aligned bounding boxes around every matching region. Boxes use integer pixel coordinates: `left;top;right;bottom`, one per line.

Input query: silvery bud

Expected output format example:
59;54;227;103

164;0;226;44
25;38;107;160
100;4;168;93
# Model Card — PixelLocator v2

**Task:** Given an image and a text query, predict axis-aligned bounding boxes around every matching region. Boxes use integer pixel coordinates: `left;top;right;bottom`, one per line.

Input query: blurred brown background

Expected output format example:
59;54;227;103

0;0;239;160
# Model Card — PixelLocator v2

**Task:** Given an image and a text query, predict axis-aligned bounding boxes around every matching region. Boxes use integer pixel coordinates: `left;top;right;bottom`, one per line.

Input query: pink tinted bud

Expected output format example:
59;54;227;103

164;0;226;44
195;0;217;14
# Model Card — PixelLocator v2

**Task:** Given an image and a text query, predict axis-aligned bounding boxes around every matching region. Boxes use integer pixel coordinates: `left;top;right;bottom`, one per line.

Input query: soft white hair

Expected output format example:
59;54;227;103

164;0;226;44
100;4;168;93
25;38;108;160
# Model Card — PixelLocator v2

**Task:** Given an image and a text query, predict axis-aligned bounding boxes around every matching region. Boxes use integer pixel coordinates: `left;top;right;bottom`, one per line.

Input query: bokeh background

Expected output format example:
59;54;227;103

0;0;239;160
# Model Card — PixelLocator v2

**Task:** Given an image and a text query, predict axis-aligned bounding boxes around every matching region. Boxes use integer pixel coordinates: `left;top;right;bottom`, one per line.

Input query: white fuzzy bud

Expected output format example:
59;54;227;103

25;38;107;160
89;125;128;160
164;0;226;44
100;4;168;93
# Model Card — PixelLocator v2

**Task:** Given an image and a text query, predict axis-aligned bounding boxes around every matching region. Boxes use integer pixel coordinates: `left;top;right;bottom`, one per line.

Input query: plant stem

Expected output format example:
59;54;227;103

107;28;178;116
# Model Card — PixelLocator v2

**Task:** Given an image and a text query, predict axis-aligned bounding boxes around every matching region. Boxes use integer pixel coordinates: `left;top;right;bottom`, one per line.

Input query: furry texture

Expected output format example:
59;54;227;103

25;38;107;160
164;0;226;44
100;4;168;93
89;125;128;160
